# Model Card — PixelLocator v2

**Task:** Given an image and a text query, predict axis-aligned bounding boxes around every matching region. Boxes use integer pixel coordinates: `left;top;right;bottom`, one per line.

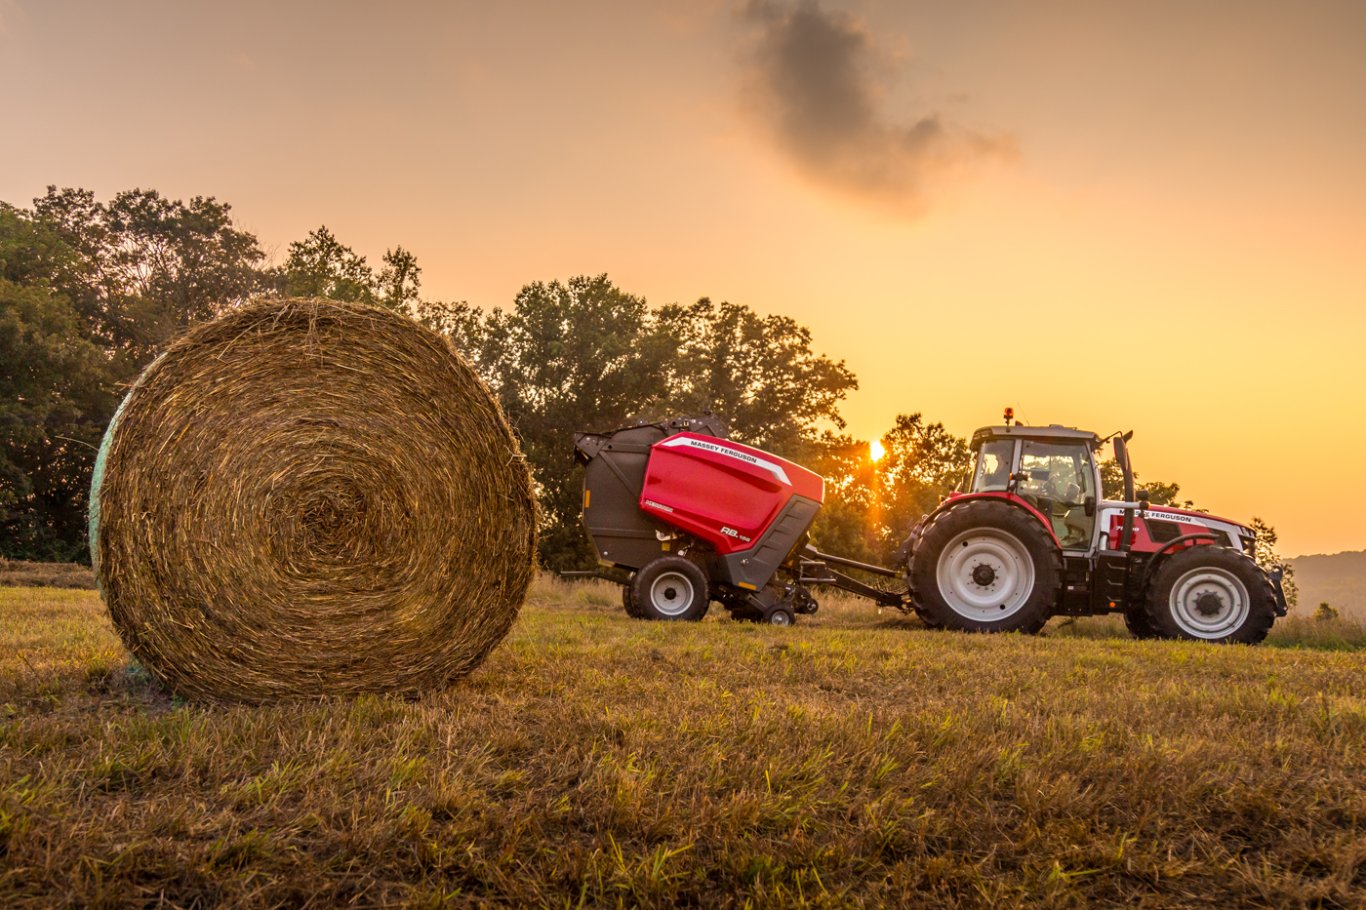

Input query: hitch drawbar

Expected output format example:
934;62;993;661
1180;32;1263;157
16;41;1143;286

795;546;910;608
573;416;910;624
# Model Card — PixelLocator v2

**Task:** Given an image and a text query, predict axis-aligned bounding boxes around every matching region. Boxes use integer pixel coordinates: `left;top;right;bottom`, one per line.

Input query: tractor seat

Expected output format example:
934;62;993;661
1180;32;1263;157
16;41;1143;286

1056;507;1089;549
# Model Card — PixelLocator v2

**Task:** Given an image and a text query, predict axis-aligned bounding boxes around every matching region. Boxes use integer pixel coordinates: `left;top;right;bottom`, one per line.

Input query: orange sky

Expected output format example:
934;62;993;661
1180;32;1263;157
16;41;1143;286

3;1;1364;556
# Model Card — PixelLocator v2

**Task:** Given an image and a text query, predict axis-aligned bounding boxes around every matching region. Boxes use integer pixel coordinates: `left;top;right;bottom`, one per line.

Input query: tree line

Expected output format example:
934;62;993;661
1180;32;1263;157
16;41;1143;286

0;187;1291;592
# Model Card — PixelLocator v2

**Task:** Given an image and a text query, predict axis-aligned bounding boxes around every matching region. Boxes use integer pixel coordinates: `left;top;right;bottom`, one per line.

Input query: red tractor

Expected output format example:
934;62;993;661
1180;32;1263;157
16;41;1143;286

573;413;1286;643
901;414;1286;642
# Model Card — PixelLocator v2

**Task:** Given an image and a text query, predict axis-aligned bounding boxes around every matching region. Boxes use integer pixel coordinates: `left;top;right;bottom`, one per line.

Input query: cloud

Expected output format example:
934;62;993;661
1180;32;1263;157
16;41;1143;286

739;0;1012;216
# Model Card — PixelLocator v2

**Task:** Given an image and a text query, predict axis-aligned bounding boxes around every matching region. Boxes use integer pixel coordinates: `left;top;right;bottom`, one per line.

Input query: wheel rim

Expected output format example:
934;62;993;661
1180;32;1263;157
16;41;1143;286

935;528;1036;622
649;571;695;617
1169;566;1249;639
770;612;792;626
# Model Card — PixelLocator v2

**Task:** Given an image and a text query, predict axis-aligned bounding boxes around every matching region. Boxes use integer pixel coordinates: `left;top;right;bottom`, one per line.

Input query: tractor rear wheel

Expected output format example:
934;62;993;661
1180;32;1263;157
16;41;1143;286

1144;546;1275;643
631;557;710;622
910;500;1059;633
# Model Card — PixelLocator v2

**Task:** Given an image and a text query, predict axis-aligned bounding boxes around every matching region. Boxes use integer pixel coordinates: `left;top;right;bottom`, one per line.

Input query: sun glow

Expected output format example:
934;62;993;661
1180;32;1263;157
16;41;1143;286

869;439;886;463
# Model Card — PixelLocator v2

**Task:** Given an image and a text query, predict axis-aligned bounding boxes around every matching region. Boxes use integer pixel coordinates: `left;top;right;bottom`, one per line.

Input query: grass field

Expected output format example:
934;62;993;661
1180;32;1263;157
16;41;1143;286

0;560;95;589
2;579;1364;908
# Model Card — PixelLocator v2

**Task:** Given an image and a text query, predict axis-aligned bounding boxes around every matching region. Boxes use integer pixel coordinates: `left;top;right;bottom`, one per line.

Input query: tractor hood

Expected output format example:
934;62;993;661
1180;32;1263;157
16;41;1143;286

1146;507;1254;546
1100;503;1256;556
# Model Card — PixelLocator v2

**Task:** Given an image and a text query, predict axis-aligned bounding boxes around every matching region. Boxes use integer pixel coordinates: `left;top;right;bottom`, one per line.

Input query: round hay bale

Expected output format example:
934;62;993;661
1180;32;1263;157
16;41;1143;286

89;298;537;702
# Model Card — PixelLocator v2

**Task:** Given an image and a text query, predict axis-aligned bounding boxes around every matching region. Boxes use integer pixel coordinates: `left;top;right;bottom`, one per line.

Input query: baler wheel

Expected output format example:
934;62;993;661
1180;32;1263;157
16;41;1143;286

767;609;794;626
621;580;646;619
631;557;710;622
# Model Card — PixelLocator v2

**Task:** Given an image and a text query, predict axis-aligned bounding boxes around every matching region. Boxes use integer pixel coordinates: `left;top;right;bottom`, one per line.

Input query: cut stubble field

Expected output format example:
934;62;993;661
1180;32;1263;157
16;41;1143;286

1;578;1364;909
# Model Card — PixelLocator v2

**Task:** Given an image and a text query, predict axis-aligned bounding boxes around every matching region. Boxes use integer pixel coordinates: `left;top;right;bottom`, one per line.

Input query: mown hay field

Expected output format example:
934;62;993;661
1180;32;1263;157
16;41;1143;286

2;579;1364;909
0;560;95;590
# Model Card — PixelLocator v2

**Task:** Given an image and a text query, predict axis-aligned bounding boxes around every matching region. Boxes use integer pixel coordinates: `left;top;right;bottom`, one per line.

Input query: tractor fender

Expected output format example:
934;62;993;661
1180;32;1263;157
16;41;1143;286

898;492;1062;567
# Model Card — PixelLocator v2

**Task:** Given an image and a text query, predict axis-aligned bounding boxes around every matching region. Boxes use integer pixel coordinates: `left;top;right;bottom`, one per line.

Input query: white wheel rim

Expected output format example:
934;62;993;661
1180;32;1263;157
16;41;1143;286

935;528;1036;622
771;612;791;626
649;571;695;617
1169;567;1249;639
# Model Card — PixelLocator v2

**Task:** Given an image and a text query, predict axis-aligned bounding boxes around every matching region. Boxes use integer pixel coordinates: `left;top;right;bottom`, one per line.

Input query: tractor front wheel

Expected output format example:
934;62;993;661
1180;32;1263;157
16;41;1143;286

1145;547;1275;643
1123;607;1162;640
910;500;1059;633
631;557;710;622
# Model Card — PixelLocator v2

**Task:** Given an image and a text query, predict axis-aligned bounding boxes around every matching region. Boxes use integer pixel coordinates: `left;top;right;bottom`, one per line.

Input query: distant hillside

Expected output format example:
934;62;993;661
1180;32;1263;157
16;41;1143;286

1289;550;1366;620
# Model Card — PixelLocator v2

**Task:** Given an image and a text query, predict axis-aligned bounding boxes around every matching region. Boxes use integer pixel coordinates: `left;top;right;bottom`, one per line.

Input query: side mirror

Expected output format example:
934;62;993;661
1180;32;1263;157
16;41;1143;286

1084;495;1096;517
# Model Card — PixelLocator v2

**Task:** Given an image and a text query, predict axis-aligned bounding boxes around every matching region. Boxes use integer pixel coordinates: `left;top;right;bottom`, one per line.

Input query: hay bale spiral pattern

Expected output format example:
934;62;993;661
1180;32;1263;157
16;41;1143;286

91;299;536;702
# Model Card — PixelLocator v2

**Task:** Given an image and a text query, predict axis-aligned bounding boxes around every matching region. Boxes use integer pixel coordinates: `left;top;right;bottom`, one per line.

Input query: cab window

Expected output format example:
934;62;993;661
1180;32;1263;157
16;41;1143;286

971;440;1015;492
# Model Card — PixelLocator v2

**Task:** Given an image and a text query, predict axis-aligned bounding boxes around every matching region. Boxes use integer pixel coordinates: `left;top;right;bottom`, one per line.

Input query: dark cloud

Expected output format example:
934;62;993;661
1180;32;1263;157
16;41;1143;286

740;0;1011;216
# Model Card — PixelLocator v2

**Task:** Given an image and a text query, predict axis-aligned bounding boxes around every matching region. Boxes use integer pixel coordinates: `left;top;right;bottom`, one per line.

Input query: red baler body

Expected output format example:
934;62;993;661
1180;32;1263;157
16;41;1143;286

639;432;824;555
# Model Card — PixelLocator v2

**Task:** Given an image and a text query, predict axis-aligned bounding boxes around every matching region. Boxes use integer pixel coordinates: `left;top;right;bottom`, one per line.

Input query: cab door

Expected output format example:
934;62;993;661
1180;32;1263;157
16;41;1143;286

1015;440;1097;550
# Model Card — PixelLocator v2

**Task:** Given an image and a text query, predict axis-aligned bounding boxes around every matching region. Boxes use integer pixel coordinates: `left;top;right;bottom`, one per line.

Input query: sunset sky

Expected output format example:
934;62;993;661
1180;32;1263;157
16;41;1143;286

3;1;1364;556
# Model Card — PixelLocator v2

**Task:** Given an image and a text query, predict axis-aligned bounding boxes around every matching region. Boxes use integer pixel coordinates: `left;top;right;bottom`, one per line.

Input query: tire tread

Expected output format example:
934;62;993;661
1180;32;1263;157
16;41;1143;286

1143;546;1276;644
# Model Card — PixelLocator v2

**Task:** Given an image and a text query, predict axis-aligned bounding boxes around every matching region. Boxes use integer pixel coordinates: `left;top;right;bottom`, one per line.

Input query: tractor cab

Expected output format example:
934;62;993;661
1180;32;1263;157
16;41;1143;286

967;424;1103;551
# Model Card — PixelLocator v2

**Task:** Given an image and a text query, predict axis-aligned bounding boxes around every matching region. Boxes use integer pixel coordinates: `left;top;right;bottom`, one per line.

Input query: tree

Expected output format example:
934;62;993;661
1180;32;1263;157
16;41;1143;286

0;278;112;559
1;186;891;571
279;226;377;304
1099;458;1192;508
804;415;972;565
31;187;266;372
1249;517;1297;609
0;200;86;291
469;275;678;567
277;229;426;313
803;432;881;562
1313;602;1339;622
875;414;971;555
1;188;268;559
377;246;421;310
654;298;857;457
410;299;485;353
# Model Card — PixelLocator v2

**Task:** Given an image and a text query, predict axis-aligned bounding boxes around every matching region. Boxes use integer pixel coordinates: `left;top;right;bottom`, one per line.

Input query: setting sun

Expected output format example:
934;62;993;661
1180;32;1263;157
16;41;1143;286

869;439;886;463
